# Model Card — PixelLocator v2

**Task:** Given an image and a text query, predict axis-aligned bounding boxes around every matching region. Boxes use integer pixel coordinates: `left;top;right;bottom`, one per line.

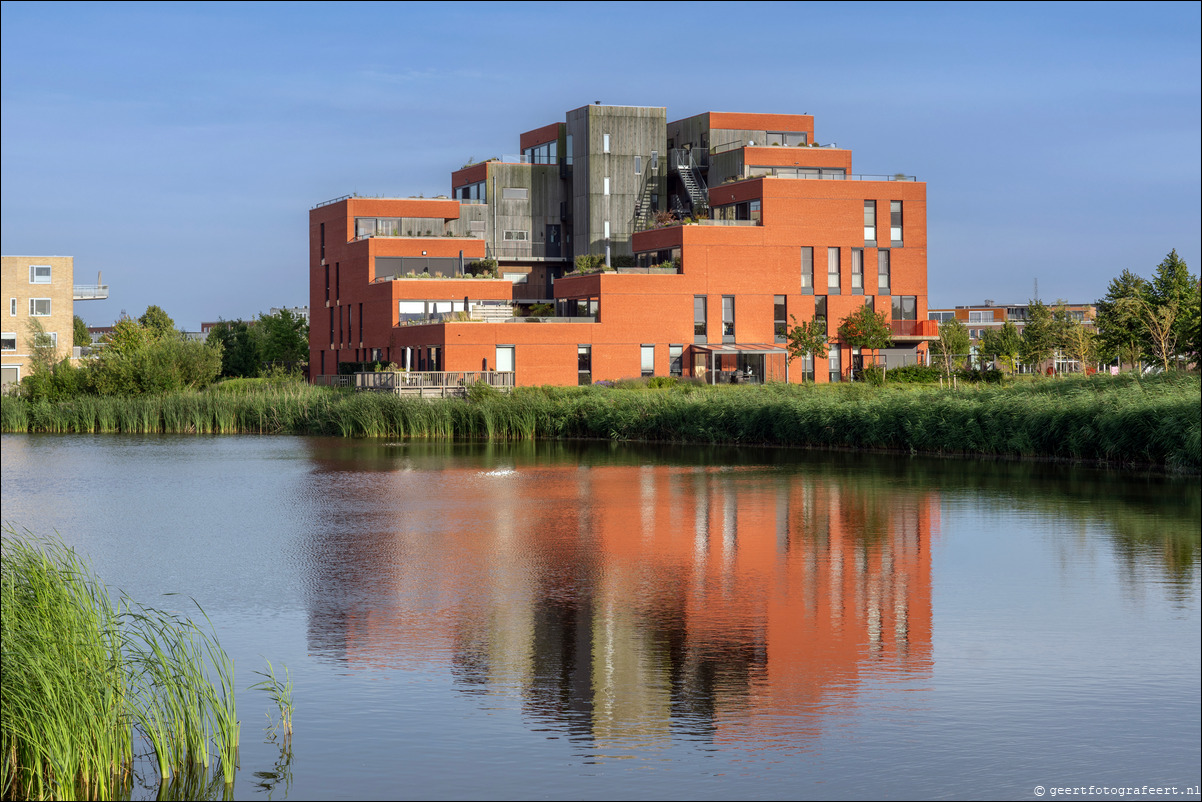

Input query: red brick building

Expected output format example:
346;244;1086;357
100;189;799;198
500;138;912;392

309;104;935;385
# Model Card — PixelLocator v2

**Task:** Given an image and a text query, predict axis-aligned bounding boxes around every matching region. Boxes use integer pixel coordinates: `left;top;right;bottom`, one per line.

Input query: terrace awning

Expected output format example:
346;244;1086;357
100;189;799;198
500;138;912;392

691;343;788;355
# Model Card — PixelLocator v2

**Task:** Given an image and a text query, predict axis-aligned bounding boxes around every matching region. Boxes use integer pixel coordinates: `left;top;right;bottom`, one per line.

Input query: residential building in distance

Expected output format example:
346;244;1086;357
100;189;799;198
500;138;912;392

309;103;935;386
927;300;1098;370
2;255;109;389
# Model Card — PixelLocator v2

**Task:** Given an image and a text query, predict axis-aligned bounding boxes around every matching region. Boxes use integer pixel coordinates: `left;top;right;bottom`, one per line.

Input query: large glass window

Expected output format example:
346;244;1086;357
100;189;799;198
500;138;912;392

815;296;828;335
890;201;903;245
892;296;917;321
878;250;891;292
765;131;808;146
29;265;51;284
578;346;591;385
801;247;813;293
641;345;655;377
851;249;864;293
774;296;788;343
29;298;51;317
669;345;683;376
864;201;877;244
828;346;841;383
1;332;15;351
722;296;735;342
694;296;707;342
827;248;841;293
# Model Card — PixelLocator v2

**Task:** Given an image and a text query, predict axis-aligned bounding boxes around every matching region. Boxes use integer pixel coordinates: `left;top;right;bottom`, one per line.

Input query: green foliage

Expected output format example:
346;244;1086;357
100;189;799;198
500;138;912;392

4;374;1196;469
465;258;499;278
137;305;176;339
837;305;893;351
573;253;609;273
206;320;257;378
1019;300;1056;370
1096;269;1150;369
785;314;829;380
73;315;90;349
88;337;222;396
933;317;971;375
103;315;155;355
466;380;502;403
528;303;555;318
1;529;242;798
256;309;309;367
979;321;1022;373
611;254;637;268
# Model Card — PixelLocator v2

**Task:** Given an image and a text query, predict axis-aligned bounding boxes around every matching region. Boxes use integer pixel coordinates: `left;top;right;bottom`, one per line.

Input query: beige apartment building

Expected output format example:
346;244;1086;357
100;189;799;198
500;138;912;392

2;255;112;390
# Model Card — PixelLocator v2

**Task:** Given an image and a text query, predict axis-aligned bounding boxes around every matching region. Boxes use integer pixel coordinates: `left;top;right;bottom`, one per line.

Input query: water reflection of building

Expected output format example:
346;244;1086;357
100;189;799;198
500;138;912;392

301;453;936;747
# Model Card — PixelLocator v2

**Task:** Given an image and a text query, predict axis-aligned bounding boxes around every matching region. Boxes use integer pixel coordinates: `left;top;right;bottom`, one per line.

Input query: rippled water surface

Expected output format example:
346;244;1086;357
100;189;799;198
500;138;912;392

2;435;1198;800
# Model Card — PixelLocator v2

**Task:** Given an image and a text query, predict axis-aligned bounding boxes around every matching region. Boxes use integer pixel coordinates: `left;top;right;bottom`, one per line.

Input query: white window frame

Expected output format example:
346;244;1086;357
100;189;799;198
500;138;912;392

603;133;610;153
503;230;529;241
641;344;655;377
603;176;610;195
495;345;515;373
29;298;51;317
29;265;52;284
9;298;15;316
1;331;16;351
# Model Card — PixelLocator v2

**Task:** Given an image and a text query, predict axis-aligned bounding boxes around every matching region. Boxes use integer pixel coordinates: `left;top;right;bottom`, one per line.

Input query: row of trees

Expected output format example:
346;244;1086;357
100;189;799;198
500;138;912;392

1094;250;1200;372
20;306;310;400
784;250;1199;382
204;309;308;379
22;306;221;399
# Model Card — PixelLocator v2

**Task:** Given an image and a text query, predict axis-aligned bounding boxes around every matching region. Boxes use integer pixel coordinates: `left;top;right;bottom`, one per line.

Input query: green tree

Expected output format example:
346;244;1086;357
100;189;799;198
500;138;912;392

837;305;893;351
931;317;970;379
73;315;90;349
103;315;154;355
257;309;309;367
1149;250;1199;367
206;319;260;378
138;305;177;340
1095;270;1150;370
25;318;60;376
1020;300;1056;373
785;314;829;383
979;321;1022;373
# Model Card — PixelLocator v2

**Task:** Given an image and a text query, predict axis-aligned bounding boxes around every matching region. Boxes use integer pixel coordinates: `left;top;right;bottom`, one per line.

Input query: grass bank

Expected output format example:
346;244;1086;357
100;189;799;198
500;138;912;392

0;530;239;800
1;373;1197;471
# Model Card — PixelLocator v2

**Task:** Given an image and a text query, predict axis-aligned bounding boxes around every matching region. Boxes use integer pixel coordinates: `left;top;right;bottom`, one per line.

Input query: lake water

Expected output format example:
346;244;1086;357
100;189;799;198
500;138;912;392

1;434;1199;800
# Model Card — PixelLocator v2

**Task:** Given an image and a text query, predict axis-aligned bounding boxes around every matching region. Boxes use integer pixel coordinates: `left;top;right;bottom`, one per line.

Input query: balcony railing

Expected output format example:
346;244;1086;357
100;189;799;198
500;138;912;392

355;370;515;397
890;320;938;338
73;285;109;300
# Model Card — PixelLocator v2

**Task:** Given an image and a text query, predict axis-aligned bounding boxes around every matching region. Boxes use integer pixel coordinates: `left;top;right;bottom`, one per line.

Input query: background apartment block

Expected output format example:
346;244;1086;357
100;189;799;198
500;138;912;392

2;256;76;389
309;103;934;385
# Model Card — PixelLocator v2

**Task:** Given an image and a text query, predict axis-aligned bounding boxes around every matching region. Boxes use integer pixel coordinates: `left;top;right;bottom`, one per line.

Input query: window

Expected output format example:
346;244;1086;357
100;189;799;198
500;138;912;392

45;332;58;349
29;298;51;317
1;332;15;351
651;151;659;171
9;298;15;316
929;311;955;322
969;311;985;323
765;131;807;146
815;296;828;335
892;296;917;321
878;250;891;292
827;248;841;293
864;201;876;244
30;265;52;284
634;156;642;175
578;346;592;386
604;177;610;195
774;296;787;343
669;345;683;376
890;201;903;245
800;350;814;382
503;230;529;241
320;222;325;260
603;220;610;238
722;296;735;342
496;345;515;373
828;346;841;383
749;199;761;224
641;345;655;377
603;133;610;153
501;187;528;200
851;249;864;293
694;296;707;342
800;247;813;293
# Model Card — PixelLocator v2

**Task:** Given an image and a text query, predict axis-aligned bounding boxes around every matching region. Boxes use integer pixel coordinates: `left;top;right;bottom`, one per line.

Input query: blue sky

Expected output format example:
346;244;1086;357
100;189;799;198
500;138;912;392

2;1;1199;328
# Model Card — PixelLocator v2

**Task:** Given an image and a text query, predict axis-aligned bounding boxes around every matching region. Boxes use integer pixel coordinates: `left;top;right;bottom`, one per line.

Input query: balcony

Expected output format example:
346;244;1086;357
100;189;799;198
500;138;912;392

73;285;109;301
890;320;939;340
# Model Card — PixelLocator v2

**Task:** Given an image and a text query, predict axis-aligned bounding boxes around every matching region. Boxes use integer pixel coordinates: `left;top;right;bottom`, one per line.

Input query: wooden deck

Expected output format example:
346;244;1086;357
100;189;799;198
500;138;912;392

353;370;515;398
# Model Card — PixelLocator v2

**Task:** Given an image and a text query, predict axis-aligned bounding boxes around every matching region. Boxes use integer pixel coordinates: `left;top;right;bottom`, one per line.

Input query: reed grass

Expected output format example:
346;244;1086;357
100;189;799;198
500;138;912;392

1;373;1197;470
251;659;293;741
1;530;240;799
